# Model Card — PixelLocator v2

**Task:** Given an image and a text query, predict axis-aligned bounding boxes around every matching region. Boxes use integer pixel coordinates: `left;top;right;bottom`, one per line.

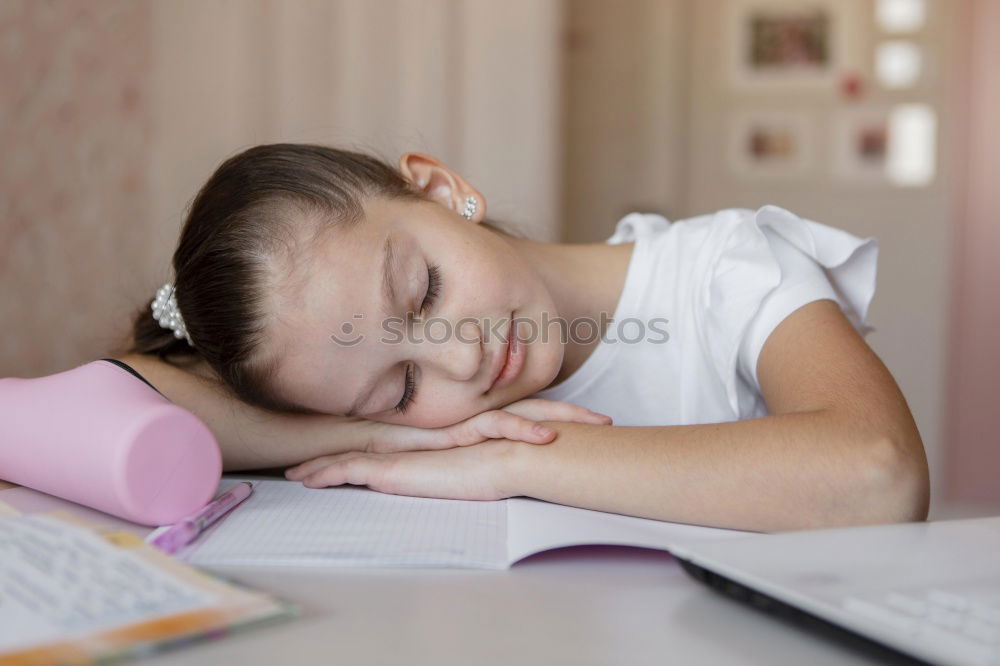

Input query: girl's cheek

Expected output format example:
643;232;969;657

413;400;488;429
368;403;478;429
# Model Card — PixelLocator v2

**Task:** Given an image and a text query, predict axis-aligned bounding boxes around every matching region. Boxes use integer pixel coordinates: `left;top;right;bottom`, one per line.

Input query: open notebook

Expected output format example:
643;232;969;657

159;478;750;569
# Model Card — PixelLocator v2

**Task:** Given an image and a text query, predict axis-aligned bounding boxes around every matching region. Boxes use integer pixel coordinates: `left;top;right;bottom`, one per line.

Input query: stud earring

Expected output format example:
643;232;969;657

461;196;478;221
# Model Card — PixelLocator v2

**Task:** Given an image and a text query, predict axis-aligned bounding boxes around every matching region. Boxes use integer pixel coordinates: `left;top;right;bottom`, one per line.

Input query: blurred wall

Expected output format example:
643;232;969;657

3;0;993;504
686;0;961;505
1;1;152;374
564;0;968;504
944;0;1000;503
148;0;564;260
562;0;691;242
0;0;564;379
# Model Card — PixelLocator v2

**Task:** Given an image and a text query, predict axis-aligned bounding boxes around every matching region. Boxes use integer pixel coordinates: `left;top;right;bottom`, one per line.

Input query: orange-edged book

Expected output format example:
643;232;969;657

0;505;295;665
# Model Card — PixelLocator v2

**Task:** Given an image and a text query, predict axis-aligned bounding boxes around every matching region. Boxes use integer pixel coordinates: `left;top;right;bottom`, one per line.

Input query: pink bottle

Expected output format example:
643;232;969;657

0;358;221;525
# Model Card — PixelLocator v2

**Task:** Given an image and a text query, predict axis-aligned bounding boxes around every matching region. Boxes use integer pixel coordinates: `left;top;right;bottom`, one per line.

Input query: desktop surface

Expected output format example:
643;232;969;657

138;546;905;666
6;478;991;665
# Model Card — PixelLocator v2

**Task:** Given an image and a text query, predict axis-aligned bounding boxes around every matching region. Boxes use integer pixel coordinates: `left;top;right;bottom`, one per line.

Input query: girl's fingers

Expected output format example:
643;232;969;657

364;420;497;454
355;399;612;456
459;410;556;445
300;455;381;489
502;398;612;425
362;421;458;454
286;451;365;480
288;445;510;501
363;411;554;453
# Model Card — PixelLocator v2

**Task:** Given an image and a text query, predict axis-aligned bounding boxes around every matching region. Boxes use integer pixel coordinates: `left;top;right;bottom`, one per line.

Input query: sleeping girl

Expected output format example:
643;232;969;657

117;143;929;532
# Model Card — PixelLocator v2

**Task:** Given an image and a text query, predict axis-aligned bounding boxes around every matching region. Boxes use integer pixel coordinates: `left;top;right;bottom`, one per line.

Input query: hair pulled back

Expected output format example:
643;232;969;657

126;143;425;413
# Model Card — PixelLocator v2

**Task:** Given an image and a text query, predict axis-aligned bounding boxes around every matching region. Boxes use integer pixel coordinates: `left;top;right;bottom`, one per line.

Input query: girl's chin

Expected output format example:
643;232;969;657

529;344;565;394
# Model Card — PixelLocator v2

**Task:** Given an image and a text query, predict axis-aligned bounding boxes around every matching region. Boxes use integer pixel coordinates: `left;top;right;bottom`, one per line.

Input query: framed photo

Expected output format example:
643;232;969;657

728;0;855;89
728;110;814;179
831;107;891;183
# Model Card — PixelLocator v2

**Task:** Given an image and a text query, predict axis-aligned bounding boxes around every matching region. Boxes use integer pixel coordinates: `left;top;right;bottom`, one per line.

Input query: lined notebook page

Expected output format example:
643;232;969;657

179;480;507;569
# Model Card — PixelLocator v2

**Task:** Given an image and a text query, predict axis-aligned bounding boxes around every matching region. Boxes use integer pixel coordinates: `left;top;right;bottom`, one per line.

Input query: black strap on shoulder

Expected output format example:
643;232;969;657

99;358;167;399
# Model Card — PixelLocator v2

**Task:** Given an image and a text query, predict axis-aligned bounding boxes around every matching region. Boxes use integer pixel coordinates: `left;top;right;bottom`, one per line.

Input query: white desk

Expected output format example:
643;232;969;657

8;481;993;665
139;547;902;666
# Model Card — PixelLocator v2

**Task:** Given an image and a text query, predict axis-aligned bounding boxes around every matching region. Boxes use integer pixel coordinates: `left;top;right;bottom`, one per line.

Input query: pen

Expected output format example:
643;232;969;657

151;481;254;554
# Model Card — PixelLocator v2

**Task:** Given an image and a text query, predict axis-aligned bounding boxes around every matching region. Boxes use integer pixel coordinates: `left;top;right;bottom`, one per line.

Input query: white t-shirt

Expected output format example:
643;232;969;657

531;205;879;425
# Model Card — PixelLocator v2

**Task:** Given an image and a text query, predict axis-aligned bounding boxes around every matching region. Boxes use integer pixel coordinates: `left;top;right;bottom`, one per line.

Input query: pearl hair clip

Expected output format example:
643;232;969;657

151;282;192;345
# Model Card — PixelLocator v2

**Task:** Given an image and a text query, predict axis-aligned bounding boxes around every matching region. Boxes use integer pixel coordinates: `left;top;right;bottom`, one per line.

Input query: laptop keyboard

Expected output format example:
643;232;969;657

843;590;1000;665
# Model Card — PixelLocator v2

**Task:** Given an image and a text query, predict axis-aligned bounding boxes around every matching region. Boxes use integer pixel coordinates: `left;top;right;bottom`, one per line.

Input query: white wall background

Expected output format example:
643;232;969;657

687;0;960;505
565;0;964;503
7;0;988;507
562;0;692;242
147;0;565;285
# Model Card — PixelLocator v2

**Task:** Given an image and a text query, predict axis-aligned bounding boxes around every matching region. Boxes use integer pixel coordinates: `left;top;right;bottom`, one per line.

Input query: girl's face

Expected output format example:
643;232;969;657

265;195;565;428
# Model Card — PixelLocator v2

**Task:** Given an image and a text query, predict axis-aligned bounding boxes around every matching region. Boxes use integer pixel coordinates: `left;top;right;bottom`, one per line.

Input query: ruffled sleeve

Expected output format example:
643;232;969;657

606;211;671;244
699;205;879;417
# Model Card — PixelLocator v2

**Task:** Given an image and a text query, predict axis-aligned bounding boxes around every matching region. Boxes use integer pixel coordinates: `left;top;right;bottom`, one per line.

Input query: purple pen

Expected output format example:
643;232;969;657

151;481;254;554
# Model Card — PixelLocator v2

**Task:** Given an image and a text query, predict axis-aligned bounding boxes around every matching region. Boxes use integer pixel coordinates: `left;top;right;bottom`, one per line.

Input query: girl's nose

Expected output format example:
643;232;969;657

413;317;483;381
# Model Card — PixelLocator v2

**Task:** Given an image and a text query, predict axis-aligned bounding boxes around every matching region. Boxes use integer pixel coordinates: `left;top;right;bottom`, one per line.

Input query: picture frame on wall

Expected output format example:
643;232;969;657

727;0;855;89
728;110;815;179
831;107;891;183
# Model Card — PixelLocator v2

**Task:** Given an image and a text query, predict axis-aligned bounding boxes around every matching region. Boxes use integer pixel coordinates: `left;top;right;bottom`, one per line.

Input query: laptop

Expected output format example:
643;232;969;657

670;517;1000;666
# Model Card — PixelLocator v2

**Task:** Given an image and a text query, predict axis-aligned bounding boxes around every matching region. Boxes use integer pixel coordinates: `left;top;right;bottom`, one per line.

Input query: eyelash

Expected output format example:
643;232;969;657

420;263;442;314
395;264;442;414
395;364;417;414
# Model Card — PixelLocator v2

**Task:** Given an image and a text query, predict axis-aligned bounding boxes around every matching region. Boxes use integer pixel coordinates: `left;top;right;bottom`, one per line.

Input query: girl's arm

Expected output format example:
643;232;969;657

116;352;365;470
287;300;929;532
511;299;929;531
113;353;608;472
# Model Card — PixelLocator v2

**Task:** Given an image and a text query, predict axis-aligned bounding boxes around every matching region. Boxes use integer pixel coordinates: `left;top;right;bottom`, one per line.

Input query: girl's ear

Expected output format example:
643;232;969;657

398;152;486;222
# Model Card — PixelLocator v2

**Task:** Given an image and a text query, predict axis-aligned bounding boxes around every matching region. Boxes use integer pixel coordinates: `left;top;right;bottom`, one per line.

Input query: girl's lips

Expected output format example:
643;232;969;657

489;316;526;392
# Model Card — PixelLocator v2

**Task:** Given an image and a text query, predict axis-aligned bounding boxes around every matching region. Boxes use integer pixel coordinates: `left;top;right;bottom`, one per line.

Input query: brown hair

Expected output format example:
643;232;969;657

126;143;429;414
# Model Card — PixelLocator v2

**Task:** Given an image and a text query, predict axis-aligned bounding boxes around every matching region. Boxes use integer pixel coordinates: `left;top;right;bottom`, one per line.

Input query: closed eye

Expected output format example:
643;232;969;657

394;264;440;414
394;364;417;414
420;263;441;314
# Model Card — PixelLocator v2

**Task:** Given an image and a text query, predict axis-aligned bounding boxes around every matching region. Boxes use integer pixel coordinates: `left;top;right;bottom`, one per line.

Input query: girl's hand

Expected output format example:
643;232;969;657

285;440;520;501
355;399;610;454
